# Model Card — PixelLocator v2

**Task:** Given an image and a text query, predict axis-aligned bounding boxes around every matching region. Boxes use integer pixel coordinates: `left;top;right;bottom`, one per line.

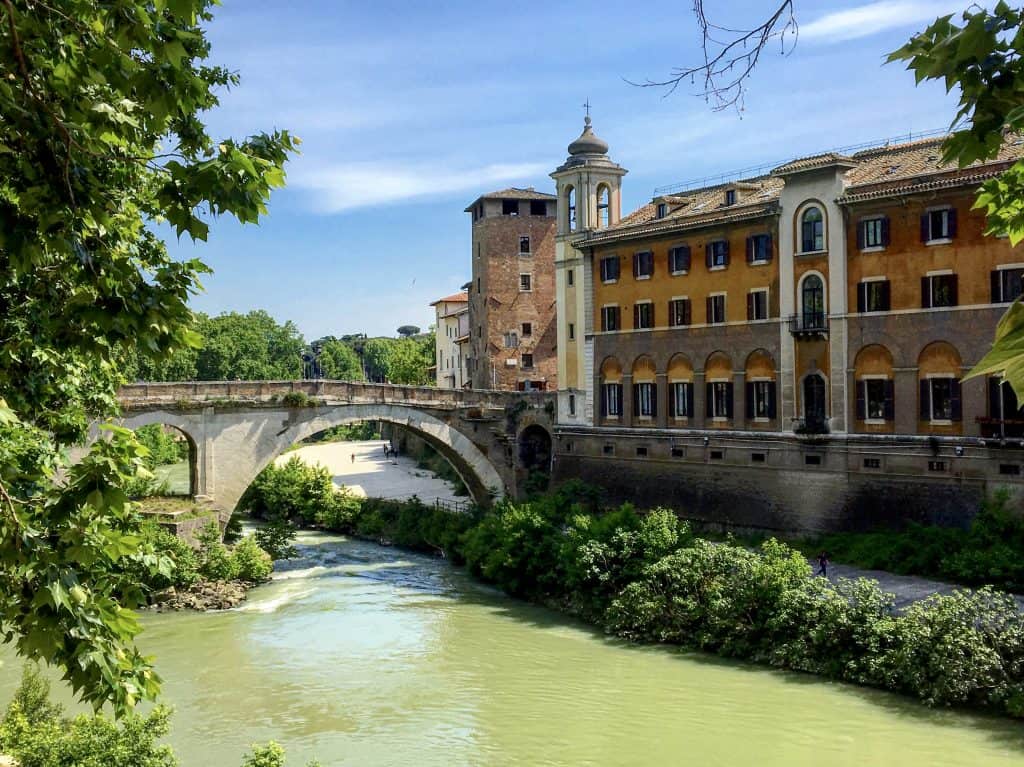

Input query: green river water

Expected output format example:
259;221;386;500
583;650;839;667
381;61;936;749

3;529;1024;766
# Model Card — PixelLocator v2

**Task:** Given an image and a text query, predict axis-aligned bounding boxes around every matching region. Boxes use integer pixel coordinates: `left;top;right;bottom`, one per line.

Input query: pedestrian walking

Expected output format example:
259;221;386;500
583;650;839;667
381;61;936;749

351;453;355;464
816;551;829;578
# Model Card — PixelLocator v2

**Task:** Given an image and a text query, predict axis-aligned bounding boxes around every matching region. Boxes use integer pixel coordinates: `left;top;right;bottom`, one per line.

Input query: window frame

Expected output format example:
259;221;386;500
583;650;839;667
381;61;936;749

668;245;691;275
633;250;654;280
750;378;774;422
708;240;729;270
858;277;890;313
529;200;547;217
927;375;956;424
521;353;534;370
599;255;620;284
748;288;769;321
635;381;655;419
670;381;693;420
597;186;610;228
709;379;732;421
602;383;623;418
748;233;772;264
668;297;691;327
707;293;727;325
923;271;958;308
924;206;954;245
633;300;654;330
521;322;532;337
860;375;890;424
800;206;825;253
519;273;532;292
518;235;531;255
601;305;620;332
860;215;888;252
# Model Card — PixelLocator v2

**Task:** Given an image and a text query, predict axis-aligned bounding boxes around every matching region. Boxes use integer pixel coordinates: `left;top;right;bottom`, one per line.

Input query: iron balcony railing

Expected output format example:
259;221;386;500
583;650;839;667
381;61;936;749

788;313;828;337
977;417;1024;440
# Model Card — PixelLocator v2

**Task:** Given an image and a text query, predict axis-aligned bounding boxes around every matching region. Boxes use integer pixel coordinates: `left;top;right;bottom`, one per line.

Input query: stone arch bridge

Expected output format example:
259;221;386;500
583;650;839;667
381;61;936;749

117;381;556;521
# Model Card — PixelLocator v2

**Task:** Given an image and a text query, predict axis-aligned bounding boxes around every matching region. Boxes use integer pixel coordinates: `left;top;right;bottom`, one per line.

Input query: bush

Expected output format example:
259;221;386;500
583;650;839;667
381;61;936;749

254;519;298;560
232;536;273;583
240;457;339;526
197;522;239;581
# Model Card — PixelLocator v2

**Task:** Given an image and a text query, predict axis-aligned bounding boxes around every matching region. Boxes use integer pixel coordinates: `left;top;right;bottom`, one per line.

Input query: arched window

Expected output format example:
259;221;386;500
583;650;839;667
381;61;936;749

801;274;825;330
567;186;577;232
597;185;610;228
801;206;824;252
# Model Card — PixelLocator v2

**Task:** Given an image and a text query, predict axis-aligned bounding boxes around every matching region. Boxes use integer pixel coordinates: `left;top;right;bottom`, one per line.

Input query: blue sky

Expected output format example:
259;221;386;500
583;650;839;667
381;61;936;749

173;0;966;339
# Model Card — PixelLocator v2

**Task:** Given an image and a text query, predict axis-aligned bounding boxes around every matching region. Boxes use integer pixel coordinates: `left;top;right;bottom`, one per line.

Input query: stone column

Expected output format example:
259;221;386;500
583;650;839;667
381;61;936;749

622;373;633;427
734;371;746;426
894;368;918;434
656;373;668;428
693;371;706;428
961;372;985;438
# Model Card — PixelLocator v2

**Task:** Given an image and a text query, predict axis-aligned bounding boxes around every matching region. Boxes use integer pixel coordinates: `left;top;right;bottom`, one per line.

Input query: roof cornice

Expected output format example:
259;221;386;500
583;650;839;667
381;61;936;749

571;203;779;248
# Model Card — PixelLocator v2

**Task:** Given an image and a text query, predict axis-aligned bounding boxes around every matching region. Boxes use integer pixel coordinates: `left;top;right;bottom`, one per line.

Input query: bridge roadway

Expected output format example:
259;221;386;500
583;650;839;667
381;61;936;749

116;380;556;521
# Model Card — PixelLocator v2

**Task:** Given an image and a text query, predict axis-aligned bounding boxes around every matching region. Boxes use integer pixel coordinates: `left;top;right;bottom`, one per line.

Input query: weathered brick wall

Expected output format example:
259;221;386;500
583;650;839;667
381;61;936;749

469;206;558;390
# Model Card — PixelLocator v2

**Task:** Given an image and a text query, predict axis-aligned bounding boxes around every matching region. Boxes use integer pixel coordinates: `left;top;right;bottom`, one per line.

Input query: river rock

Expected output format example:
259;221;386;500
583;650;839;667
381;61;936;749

148;579;253;612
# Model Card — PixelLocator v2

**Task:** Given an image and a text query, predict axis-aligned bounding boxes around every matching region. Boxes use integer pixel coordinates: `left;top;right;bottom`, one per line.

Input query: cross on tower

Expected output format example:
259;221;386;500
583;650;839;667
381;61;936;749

582;99;591;118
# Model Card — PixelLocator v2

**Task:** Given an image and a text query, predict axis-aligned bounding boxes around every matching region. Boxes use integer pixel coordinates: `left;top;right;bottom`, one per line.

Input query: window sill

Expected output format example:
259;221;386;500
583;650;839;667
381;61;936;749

860;308;889;314
518;253;532;257
668;324;692;329
712;416;729;422
635;274;652;281
864;419;887;426
602;278;618;285
860;246;886;254
748;259;770;267
926;238;952;246
709;265;727;272
671;270;689;277
673;416;690;423
797;249;827;257
752;417;770;423
605;415;620;421
637;415;653;422
930;419;953;426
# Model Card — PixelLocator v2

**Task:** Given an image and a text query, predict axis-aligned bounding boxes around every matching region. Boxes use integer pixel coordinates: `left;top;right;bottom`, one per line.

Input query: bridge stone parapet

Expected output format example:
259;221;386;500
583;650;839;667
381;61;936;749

116;381;555;521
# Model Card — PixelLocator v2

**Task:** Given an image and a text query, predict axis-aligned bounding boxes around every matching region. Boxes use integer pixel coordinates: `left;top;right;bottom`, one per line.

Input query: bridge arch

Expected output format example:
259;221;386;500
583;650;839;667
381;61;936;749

120;402;506;519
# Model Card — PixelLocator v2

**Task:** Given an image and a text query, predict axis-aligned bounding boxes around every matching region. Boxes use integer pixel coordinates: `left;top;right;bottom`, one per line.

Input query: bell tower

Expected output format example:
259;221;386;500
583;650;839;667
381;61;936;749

550;114;627;425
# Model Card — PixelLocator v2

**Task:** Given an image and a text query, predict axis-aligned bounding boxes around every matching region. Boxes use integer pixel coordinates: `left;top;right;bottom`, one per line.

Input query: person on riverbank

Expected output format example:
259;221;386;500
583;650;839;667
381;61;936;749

816;552;829;578
350;453;355;464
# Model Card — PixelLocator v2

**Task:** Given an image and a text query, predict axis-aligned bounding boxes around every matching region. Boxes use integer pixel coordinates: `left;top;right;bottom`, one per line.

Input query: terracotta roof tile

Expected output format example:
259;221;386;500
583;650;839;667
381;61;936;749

476;187;557;201
430;292;468;306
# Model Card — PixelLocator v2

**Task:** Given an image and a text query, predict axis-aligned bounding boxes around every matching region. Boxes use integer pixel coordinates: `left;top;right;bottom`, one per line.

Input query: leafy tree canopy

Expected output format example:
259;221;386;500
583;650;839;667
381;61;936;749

317;337;364;381
0;0;296;713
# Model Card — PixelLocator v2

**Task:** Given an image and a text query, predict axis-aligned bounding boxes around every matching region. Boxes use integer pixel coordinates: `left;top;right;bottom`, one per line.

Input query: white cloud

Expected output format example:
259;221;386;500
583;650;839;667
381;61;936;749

290;160;549;213
800;1;962;43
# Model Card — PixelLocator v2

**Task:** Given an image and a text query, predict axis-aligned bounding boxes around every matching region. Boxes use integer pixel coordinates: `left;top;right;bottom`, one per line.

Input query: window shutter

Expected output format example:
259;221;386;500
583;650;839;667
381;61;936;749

705;243;712;269
880;280;891;310
632;383;639;417
881;216;891;246
613;258;620;280
649;302;655;328
856;221;865;250
948;208;958;239
951;379;962;421
920;380;930;421
650;384;657;417
615;385;623;416
725;382;734;418
667;250;674;274
705;383;713;418
668;384;676;417
706;297;713;323
921;276;931;309
883;380;895;421
746;382;755;419
682;246;691;271
857;283;866;313
950;274;959;306
632;253;639;278
633;304;639;329
989;376;1002;419
767;382;777;419
856;381;866;421
600;385;608;417
722;240;730;267
685;383;695;417
747;293;754;321
992;270;1002;303
920;214;930;242
746;236;753;263
683;299;691;326
765;234;773;262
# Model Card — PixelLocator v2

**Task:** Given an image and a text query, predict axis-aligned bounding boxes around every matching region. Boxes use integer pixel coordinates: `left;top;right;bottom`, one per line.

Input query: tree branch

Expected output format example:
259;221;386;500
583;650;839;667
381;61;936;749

628;1;798;111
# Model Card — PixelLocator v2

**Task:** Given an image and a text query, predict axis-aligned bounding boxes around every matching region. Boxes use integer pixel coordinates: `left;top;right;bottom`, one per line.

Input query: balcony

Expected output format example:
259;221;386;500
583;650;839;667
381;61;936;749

977;417;1024;441
788;313;828;338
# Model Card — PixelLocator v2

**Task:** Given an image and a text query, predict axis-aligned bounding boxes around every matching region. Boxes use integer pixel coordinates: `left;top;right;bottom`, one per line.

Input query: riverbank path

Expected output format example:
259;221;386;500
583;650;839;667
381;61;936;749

275;439;465;507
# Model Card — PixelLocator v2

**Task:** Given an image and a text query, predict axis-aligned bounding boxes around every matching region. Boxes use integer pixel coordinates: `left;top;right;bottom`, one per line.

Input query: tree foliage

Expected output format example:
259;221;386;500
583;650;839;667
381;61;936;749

316;337;364;380
0;0;295;713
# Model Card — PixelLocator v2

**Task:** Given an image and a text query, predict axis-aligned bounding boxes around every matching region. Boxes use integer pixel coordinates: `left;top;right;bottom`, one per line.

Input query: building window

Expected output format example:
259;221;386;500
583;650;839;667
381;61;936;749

710;449;724;460
707;381;733;419
519;273;532;292
671;446;685;458
747;289;768;321
530;200;547;216
521;322;532;337
567;186;576;231
503;331;518;349
636;446;648;457
747;233;772;263
602;384;623;417
706;240;729;269
567;269;574;286
859;216;889;249
751;452;766;463
928;460;947;472
635;382;656;418
801;206;824;252
668;245;691;274
706;294;726;324
669;382;694;418
600;256;620;283
857;280;891;313
725;189;736;206
922;273;958;308
603;443;615;455
568;394;576;416
669;298;691;327
801;275;825;328
502;200;519;216
922;207;956;243
633;250;654;279
656;203;667;219
601;305;620;332
1000;463;1021;475
858;379;894;421
519;236;530;254
598;186;610;228
992;267;1024;303
568;323;575;340
805;454;822;466
748;380;776;419
863;457;882;469
521;353;534;369
476;277;481;293
634;301;654;329
922;377;961;422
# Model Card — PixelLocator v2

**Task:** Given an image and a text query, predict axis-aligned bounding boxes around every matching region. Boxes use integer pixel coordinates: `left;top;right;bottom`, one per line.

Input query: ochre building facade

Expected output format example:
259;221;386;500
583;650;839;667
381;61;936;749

549;119;1024;532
